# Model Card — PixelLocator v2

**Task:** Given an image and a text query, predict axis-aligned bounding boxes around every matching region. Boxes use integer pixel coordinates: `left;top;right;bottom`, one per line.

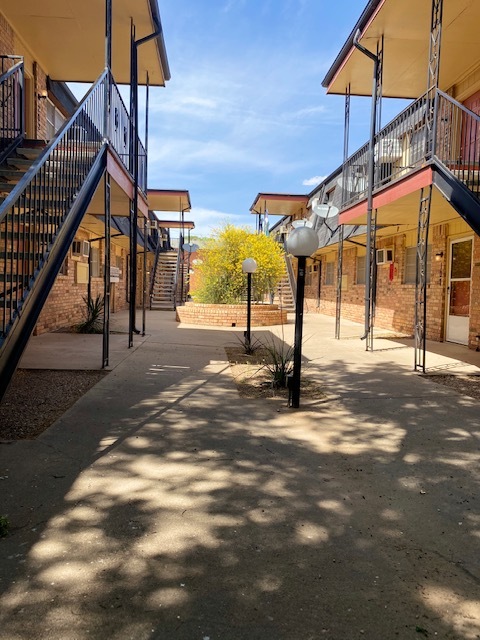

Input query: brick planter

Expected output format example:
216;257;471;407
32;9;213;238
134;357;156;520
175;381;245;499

176;302;288;327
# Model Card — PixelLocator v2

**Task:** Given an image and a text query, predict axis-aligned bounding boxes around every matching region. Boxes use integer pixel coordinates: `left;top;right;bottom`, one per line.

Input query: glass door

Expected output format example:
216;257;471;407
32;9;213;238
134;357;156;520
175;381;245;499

446;237;473;345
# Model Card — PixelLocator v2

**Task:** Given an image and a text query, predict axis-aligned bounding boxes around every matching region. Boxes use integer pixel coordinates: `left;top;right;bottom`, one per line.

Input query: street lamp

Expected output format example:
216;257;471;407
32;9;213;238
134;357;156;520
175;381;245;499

242;258;257;352
286;225;319;408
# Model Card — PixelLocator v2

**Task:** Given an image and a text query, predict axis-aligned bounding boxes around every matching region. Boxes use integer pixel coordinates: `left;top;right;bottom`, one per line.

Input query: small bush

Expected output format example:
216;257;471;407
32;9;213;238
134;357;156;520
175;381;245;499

261;338;294;388
76;295;104;334
0;515;10;537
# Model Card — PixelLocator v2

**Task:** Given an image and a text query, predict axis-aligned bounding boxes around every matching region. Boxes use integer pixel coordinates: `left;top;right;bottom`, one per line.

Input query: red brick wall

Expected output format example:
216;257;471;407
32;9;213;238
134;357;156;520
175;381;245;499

35;235;130;334
177;302;287;327
304;224;450;341
0;13;14;57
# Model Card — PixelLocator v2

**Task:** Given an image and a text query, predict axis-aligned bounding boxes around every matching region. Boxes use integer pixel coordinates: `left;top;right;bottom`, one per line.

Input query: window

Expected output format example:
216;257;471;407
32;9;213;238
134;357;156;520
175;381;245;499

90;246;101;278
356;255;366;285
404;246;431;284
325;261;334;285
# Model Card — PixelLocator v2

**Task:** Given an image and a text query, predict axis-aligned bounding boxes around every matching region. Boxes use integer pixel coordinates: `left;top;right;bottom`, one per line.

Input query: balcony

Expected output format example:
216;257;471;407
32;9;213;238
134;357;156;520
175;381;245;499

340;90;480;210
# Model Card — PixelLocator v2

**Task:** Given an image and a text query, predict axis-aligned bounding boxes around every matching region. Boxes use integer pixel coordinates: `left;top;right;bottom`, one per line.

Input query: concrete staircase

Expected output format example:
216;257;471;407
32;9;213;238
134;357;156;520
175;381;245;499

150;250;178;310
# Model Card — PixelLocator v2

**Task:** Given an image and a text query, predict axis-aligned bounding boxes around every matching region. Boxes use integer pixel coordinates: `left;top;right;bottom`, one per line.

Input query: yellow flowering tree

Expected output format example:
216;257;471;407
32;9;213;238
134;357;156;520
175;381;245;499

191;224;285;304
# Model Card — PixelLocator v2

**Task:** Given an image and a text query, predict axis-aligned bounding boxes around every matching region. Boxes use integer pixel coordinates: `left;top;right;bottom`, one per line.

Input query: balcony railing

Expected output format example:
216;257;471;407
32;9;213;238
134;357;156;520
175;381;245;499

0;56;24;165
435;90;480;200
339;90;480;208
109;78;147;194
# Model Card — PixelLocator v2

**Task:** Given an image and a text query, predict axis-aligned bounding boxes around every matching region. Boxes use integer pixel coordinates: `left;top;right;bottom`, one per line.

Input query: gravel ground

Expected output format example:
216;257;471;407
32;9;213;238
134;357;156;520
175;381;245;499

0;369;107;441
424;373;480;400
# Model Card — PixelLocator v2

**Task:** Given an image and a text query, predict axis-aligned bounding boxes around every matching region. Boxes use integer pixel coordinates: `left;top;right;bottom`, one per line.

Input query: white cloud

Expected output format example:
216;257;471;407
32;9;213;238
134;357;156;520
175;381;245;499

302;175;326;186
176;207;252;238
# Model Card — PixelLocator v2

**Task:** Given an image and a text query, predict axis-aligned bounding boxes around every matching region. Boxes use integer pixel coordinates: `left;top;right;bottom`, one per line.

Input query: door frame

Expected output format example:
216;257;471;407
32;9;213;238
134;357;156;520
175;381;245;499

445;235;473;345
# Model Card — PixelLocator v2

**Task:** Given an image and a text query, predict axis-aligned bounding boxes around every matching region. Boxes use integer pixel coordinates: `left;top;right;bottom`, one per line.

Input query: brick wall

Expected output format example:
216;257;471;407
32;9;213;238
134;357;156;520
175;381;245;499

304;223;450;341
35;233;130;334
0;13;14;57
176;302;287;327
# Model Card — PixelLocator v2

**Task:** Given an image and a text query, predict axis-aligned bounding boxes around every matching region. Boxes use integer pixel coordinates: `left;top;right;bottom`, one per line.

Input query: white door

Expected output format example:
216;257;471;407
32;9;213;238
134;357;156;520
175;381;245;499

446;237;473;344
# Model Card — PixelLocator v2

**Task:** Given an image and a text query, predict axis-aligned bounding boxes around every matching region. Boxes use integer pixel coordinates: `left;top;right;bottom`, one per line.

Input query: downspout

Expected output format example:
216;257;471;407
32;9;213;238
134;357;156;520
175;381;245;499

353;29;379;342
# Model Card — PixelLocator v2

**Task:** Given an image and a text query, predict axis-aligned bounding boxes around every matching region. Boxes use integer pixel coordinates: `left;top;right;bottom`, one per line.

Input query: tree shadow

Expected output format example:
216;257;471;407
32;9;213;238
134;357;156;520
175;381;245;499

1;326;479;639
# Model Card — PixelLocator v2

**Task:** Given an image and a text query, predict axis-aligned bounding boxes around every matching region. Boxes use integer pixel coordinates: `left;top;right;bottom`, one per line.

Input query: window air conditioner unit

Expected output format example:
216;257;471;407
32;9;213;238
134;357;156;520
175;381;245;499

376;247;394;265
72;240;90;257
375;138;402;163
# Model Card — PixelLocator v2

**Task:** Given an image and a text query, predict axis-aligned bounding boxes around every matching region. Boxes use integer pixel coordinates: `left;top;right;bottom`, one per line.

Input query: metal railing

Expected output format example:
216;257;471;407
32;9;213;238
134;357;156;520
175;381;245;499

0;71;107;340
340;90;480;210
341;92;430;208
0;57;24;165
435;90;480;199
173;236;184;308
109;79;147;194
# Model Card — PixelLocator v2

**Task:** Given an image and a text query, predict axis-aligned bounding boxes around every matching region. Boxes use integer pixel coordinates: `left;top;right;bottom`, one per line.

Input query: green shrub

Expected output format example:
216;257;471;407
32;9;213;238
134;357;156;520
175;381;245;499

76;295;104;334
260;338;294;388
0;515;10;537
191;224;284;304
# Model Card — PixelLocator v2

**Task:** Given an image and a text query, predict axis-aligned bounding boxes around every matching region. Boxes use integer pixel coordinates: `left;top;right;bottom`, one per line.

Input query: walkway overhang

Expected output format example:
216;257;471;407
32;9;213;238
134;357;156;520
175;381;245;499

153;219;195;230
339;167;458;229
148;189;191;213
1;0;170;85
323;0;480;99
250;193;309;218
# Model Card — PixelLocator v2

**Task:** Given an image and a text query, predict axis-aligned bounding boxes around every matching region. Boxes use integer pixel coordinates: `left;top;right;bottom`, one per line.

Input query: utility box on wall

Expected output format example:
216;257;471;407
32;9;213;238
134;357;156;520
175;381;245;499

75;262;89;284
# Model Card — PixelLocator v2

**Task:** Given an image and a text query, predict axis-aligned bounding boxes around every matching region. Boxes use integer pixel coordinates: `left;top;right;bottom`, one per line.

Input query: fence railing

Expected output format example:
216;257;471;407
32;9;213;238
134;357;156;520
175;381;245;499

0;57;24;165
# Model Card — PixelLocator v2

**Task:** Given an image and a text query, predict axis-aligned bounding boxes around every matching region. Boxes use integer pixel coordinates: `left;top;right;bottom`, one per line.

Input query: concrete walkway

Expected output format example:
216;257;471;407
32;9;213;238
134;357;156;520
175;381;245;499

1;311;480;639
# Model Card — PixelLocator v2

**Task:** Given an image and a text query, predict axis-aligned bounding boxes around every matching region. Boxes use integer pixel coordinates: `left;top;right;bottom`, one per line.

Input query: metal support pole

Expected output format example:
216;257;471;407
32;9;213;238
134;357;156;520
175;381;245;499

142;216;147;336
291;255;306;409
335;225;344;339
426;0;443;157
353;30;380;350
414;187;432;372
129;27;160;345
105;0;112;70
102;172;111;368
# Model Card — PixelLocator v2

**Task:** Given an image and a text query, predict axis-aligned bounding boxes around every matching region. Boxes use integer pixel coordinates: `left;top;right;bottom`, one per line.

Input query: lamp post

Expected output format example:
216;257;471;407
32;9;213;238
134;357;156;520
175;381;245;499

287;226;319;408
242;258;257;352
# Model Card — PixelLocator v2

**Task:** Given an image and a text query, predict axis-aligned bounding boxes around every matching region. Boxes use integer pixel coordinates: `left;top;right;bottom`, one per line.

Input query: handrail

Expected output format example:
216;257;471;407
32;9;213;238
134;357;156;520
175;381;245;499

149;240;162;309
172;236;183;309
0;70;108;341
0;59;24;165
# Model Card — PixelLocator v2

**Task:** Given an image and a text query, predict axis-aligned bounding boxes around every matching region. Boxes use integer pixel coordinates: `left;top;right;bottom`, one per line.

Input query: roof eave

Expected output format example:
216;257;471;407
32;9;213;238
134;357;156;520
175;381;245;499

149;0;171;83
321;0;383;89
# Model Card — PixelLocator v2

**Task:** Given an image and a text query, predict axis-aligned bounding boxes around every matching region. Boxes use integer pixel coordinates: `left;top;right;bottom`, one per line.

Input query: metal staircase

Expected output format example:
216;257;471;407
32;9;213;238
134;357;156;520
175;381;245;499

150;250;178;310
0;71;112;400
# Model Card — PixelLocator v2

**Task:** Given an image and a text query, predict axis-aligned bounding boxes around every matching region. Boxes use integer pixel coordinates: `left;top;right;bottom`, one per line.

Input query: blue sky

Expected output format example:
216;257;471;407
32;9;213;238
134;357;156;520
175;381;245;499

90;1;409;237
